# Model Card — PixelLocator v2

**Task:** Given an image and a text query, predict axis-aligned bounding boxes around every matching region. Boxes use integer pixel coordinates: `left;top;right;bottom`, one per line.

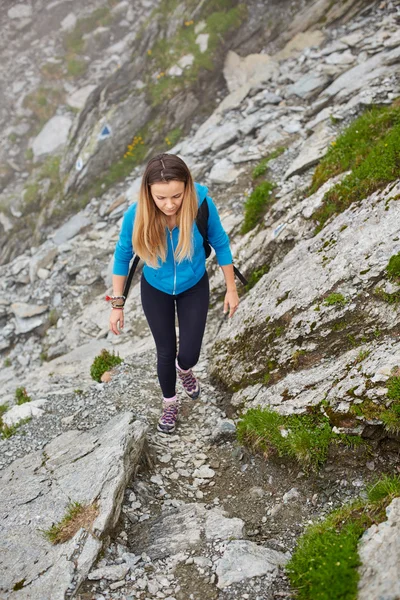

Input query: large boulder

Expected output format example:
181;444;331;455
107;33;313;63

0;413;148;600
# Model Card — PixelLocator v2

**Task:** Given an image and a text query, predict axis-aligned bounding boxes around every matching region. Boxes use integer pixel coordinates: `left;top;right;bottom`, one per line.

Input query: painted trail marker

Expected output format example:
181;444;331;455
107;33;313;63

98;124;112;140
273;222;287;239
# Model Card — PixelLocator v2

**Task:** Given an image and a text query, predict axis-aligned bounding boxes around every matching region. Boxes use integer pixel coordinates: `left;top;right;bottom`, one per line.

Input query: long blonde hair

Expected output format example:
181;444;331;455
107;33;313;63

132;153;198;268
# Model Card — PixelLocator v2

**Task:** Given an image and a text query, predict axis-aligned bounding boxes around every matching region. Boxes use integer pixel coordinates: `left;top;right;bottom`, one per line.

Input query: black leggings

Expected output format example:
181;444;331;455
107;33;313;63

140;270;210;398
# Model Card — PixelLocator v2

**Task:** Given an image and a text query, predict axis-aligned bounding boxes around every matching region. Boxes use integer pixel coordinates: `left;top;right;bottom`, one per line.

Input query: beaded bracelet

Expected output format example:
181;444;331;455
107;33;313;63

105;295;126;309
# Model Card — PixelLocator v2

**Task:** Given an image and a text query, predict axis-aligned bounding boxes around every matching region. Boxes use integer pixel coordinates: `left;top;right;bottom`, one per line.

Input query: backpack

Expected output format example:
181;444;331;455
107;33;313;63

122;197;247;298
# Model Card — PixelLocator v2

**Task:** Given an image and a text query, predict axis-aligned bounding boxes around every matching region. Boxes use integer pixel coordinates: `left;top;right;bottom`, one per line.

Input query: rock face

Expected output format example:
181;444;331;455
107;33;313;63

357;498;400;600
0;413;148;599
210;179;400;425
215;540;289;589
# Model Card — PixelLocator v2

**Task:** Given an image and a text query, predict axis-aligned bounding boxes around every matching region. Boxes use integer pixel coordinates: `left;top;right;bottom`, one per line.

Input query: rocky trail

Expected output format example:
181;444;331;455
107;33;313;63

3;332;397;600
77;357;396;600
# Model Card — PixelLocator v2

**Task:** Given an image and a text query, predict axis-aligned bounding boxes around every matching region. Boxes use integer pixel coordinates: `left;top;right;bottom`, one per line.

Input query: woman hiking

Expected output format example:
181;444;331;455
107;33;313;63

109;153;239;434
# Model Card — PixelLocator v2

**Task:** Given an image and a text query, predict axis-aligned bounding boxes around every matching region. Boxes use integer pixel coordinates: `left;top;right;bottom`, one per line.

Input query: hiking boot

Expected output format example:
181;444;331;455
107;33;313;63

157;400;179;434
175;357;201;400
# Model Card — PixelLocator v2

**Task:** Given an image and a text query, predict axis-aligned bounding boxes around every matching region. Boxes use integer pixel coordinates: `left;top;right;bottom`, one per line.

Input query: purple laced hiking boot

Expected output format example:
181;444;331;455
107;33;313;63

157;400;179;434
175;357;201;400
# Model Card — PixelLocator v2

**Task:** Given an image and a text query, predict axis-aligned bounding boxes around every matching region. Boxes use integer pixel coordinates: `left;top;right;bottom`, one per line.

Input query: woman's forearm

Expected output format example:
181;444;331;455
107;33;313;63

220;264;236;291
112;274;127;296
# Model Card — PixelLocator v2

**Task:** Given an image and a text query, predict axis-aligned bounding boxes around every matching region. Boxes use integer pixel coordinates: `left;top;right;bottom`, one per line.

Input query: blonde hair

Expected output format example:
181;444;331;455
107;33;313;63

132;153;198;268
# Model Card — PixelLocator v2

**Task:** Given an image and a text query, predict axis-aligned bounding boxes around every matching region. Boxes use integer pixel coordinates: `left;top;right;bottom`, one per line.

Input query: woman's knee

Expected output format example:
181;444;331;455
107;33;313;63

178;349;200;370
157;346;176;365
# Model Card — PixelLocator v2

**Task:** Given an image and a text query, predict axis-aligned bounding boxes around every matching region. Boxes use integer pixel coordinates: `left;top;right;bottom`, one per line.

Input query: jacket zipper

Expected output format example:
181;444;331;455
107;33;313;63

169;229;177;295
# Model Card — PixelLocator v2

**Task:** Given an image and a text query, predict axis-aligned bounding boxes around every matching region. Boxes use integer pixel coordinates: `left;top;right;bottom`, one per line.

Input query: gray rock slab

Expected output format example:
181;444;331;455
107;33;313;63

14;314;47;335
11;302;48;319
0;413;148;599
322;46;400;99
325;50;356;65
52;211;91;245
29;243;58;283
357;497;400;600
215;540;289;589
61;12;77;32
88;563;130;581
211;419;236;443
32;115;72;158
223;50;279;94
204;508;244;540
208;158;244;184
145;504;206;560
67;85;97;110
2;399;48;427
284;122;335;179
8;4;33;19
287;73;331;99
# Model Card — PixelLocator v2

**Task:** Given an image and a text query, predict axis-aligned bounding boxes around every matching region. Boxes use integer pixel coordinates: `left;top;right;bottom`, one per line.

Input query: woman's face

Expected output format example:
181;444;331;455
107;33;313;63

150;180;185;217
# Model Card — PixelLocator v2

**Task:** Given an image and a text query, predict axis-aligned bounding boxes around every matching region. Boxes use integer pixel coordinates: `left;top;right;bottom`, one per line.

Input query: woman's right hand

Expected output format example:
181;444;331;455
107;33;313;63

109;309;124;335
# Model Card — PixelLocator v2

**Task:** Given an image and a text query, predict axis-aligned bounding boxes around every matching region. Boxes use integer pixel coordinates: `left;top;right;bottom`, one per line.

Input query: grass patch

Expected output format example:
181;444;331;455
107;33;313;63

286;474;400;600
22;87;65;126
252;147;285;179
332;321;347;331
90;348;123;382
373;286;400;304
323;293;348;307
3;357;11;368
66;57;87;78
310;101;400;232
144;2;248;107
48;308;59;328
41;61;64;80
354;349;370;363
15;387;31;405
1;417;31;439
292;349;307;367
40;500;99;544
21;156;62;217
350;399;383;420
241;264;270;294
386;252;400;281
240;181;276;234
63;7;112;54
164;126;183;148
237;407;348;471
382;374;400;433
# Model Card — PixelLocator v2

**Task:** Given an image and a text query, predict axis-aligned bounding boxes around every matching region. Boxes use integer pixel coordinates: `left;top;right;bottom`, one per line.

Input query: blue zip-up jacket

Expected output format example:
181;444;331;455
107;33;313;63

113;181;233;295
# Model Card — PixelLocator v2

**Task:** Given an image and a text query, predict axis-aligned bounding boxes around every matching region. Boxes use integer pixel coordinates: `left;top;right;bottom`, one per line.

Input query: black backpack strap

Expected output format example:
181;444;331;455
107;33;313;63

196;196;248;286
233;265;248;286
196;197;212;258
122;254;140;299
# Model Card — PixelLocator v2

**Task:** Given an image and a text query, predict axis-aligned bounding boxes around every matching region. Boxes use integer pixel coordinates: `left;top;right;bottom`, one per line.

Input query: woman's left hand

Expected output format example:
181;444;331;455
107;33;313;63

223;289;240;318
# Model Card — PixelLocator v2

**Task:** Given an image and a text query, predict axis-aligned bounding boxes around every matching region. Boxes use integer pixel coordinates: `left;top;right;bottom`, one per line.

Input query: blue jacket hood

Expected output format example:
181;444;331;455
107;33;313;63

194;181;209;205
